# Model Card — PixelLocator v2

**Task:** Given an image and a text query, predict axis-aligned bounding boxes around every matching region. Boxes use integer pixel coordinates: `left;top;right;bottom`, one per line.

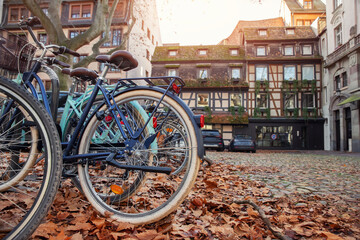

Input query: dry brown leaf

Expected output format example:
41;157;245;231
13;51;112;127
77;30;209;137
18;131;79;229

91;218;106;229
66;222;93;231
116;222;135;231
49;229;70;240
70;232;83;240
135;229;159;240
319;231;345;240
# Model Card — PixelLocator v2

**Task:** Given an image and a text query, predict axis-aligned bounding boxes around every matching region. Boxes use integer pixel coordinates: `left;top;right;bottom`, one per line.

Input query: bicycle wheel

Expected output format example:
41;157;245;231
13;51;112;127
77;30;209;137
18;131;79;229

0;77;62;240
77;89;200;225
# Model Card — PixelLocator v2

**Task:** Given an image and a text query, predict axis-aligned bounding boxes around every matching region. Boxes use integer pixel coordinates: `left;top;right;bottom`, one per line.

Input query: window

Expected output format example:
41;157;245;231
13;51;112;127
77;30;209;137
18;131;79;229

296;20;304;26
73;55;87;64
284;45;294;56
9;6;30;22
198;69;208;79
197;93;209;107
168;50;177;56
304;20;312;26
335;75;341;90
302;65;314;80
167;69;178;76
70;3;92;19
303;0;312;9
258;29;267;36
230;49;239;56
198;49;208;56
255;65;268;81
99;62;120;72
38;33;48;45
334;0;342;8
335;24;342;48
256;46;266;56
256;93;268;109
230;93;242;107
231;68;241;79
302;44;312;55
102;29;122;47
286;28;295;35
284;65;296;81
302;93;315;108
284;93;296;109
69;30;85;39
342;72;347;87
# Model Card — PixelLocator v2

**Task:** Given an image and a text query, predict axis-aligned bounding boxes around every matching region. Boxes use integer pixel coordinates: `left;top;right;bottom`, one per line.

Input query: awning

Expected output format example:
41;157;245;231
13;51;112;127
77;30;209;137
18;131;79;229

338;94;360;105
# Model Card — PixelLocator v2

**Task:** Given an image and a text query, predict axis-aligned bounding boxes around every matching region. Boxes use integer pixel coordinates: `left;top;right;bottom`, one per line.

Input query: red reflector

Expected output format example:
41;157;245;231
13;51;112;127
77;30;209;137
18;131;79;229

172;83;180;94
200;115;205;128
153;117;157;128
105;115;112;123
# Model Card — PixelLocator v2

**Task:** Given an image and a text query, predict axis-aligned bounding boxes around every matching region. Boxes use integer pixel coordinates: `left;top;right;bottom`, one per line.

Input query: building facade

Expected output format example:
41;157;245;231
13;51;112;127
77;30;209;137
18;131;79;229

1;0;161;87
323;0;360;152
280;0;326;27
152;23;325;150
243;26;324;150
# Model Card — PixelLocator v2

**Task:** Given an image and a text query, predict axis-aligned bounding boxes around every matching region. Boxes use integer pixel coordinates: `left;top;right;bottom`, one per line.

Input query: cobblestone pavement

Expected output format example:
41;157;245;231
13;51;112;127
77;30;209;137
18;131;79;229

205;150;360;207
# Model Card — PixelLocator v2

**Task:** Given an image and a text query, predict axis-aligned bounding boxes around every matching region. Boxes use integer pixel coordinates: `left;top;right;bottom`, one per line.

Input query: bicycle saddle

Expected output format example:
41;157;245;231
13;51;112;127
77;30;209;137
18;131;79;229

62;67;98;82
95;50;138;71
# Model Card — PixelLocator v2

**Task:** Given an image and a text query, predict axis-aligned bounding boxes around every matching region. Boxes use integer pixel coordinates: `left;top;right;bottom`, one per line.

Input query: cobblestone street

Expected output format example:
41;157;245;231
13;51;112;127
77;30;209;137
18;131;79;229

206;150;360;209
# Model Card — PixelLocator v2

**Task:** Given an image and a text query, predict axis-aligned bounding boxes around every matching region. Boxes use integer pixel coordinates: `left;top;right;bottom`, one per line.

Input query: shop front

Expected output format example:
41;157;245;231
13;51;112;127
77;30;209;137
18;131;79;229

237;118;325;150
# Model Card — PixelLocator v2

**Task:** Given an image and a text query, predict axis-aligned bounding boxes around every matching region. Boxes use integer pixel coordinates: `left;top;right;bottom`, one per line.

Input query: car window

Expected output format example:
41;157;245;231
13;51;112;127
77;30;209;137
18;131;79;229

202;130;220;137
235;135;252;139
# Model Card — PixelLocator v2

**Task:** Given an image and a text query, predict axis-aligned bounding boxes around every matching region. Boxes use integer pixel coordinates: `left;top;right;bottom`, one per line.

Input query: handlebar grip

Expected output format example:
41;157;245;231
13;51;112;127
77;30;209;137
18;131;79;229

53;59;71;68
58;46;80;57
27;17;41;27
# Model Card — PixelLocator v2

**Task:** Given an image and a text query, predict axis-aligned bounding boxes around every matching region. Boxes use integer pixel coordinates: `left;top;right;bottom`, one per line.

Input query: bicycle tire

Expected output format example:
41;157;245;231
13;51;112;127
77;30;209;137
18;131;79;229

77;89;200;225
0;77;62;240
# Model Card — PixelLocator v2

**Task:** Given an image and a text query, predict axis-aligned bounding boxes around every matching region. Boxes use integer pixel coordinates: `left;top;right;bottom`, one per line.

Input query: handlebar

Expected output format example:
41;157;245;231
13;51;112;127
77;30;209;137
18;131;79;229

19;17;80;57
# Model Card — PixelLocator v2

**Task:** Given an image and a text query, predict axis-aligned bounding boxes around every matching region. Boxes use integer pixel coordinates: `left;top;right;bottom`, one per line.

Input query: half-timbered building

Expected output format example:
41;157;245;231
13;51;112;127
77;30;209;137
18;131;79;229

242;26;324;150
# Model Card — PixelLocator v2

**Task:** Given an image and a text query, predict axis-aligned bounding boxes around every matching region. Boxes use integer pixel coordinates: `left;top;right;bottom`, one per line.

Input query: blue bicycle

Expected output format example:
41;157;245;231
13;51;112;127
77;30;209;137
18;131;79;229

1;17;205;225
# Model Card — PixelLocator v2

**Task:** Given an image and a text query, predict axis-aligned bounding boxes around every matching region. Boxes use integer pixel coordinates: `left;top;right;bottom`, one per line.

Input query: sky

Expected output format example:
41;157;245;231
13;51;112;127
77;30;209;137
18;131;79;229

155;0;283;46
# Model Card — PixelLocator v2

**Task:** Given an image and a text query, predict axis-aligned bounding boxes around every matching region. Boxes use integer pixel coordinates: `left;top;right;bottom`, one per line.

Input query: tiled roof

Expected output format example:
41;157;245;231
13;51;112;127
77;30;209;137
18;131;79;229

151;45;245;62
283;0;326;12
218;17;285;45
244;26;316;41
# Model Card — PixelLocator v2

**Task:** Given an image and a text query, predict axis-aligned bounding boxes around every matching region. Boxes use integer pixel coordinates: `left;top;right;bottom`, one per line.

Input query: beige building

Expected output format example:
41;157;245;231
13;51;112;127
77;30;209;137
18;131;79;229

322;0;360;152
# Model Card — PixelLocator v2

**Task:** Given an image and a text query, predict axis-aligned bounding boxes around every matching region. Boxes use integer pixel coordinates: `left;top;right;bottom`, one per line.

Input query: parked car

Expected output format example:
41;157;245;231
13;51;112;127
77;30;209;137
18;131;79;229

202;129;225;151
228;134;256;153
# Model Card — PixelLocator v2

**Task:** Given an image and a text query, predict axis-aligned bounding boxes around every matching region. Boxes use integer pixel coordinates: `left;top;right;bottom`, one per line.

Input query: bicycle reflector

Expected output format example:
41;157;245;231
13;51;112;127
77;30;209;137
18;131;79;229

172;83;180;94
194;115;205;128
105;115;112;123
110;185;124;195
153;117;157;128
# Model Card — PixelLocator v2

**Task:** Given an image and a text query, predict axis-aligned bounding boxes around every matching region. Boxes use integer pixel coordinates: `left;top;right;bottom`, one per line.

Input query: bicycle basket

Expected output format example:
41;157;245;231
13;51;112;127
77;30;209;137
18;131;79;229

0;28;36;74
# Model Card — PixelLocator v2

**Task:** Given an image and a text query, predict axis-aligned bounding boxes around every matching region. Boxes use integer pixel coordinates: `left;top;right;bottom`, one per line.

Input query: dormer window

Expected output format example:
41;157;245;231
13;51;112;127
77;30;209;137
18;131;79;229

230;49;239;56
286;28;295;35
198;49;208;56
168;50;178;56
303;0;313;9
258;29;267;36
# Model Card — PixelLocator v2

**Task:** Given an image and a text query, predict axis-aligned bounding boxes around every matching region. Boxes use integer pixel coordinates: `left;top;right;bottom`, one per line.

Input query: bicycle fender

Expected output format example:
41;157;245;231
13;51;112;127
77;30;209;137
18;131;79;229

117;86;205;159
